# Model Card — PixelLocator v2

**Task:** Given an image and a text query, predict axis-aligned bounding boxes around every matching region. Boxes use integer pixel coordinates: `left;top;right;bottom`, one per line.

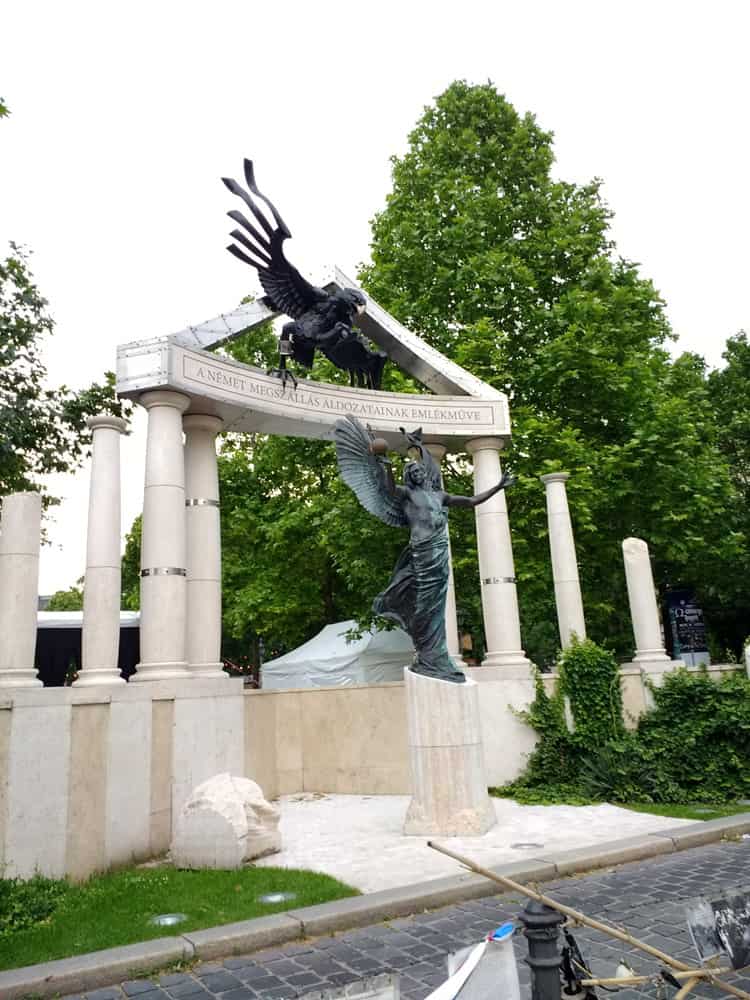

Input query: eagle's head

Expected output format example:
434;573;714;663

340;288;367;316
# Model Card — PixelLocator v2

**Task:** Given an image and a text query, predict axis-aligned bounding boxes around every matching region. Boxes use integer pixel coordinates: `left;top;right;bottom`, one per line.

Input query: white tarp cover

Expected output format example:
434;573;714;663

37;611;140;629
261;620;414;689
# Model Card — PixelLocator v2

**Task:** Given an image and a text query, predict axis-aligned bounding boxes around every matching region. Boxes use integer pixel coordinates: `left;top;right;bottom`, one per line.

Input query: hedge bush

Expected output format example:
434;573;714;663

495;639;750;805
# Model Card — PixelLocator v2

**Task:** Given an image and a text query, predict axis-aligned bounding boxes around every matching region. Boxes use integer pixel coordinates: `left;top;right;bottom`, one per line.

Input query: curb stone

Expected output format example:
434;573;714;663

2;813;749;1000
0;936;190;1000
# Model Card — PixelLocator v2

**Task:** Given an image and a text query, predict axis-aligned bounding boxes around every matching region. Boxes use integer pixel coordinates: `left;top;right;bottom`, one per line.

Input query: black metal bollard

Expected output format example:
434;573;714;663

521;898;565;1000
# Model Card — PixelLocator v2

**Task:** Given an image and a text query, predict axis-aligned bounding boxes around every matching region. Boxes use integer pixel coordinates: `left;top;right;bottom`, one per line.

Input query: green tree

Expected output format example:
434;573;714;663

360;80;740;662
703;332;750;650
0;244;132;508
46;585;84;611
120;514;141;610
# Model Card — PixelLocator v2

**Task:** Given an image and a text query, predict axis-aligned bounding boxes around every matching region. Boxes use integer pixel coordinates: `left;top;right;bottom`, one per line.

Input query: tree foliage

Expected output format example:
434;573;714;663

0;244;132;508
359;80;744;662
46;586;84;611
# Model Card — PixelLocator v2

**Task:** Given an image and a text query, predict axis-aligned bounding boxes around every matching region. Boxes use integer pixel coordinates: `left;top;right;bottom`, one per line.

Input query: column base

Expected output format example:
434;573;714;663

0;670;42;688
403;668;496;837
74;669;126;687
188;662;228;679
131;661;191;682
632;648;673;665
480;650;532;669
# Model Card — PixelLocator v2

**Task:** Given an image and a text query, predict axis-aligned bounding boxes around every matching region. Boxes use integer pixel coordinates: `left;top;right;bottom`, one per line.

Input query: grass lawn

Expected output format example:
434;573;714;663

0;865;358;972
619;802;750;822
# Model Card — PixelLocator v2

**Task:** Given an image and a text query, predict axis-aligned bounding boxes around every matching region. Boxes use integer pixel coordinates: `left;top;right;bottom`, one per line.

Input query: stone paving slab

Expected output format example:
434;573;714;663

5;826;750;1000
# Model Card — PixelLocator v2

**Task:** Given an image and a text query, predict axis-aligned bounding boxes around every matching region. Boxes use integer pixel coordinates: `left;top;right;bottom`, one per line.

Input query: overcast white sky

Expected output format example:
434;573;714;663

2;0;748;593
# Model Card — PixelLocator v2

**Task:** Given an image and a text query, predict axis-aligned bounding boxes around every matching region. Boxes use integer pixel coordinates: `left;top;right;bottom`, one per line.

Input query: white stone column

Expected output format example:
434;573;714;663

133;390;191;682
0;492;42;687
77;415;128;686
425;442;461;664
466;438;529;668
184;414;226;678
622;537;672;665
540;472;586;648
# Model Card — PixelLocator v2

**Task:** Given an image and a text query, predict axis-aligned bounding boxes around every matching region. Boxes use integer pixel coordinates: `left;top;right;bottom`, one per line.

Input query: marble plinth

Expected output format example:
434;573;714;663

403;667;496;836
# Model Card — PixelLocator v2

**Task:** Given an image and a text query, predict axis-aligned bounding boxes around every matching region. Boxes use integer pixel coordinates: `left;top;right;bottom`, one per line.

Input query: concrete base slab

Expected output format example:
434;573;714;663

254;793;696;892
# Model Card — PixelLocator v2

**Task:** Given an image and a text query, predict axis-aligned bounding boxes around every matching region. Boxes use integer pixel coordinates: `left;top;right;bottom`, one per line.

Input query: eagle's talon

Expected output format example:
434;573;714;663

266;367;298;392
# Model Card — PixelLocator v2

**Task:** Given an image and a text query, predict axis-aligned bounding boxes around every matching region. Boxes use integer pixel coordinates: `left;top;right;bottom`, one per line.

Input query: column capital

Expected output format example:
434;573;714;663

86;413;128;434
139;390;191;414
540;471;570;486
465;436;505;456
183;413;224;435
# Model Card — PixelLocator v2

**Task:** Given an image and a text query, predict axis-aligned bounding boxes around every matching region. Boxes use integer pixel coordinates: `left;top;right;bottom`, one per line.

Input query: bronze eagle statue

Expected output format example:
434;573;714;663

222;160;387;391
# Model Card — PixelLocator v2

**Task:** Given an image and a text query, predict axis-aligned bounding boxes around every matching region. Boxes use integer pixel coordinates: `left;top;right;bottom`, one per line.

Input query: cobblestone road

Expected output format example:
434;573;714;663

63;839;750;1000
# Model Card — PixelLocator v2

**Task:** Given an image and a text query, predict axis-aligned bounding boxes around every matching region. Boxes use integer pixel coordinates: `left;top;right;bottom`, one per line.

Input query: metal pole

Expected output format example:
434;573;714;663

521;899;564;1000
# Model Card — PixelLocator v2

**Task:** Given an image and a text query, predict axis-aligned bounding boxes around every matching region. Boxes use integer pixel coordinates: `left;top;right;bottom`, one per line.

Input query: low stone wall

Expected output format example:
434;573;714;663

0;678;244;880
2;663;743;880
245;682;409;797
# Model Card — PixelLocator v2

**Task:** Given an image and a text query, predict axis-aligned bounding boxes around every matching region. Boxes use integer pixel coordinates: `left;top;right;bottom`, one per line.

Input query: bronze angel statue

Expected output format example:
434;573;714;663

222;160;387;391
334;415;515;683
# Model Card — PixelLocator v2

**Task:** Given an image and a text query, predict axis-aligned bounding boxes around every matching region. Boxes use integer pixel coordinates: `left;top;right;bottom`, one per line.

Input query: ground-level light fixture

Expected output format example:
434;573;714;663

149;913;188;927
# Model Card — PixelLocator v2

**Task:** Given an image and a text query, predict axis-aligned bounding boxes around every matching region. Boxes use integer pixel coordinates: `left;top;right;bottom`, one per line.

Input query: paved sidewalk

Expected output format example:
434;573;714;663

60;839;750;1000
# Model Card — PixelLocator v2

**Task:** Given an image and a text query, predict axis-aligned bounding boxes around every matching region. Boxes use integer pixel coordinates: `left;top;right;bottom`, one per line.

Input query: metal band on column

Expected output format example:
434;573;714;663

140;567;187;577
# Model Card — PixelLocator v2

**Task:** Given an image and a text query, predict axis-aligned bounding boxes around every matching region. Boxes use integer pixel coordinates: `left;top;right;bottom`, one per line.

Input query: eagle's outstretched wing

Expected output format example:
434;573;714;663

221;159;327;319
335;416;407;528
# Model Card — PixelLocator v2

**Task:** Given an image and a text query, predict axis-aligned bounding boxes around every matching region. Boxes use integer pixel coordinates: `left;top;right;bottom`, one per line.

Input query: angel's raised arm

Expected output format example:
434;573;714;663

443;472;516;509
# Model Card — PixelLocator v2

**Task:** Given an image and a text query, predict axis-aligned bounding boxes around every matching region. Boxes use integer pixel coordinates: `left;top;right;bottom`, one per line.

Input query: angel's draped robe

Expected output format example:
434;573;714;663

373;523;465;683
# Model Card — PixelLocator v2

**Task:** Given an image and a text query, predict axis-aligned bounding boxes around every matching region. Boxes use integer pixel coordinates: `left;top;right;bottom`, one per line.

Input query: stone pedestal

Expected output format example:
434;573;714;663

540;472;586;648
183;414;226;678
77;414;128;686
466;438;529;669
403;667;495;836
133;390;192;682
0;492;42;687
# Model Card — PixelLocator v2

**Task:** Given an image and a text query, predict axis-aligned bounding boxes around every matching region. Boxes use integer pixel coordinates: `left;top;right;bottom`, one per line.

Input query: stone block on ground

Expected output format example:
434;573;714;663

171;772;280;869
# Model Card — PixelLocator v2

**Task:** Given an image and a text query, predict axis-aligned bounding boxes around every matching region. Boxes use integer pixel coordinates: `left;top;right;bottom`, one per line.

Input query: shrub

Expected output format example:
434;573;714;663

496;641;750;805
0;875;69;936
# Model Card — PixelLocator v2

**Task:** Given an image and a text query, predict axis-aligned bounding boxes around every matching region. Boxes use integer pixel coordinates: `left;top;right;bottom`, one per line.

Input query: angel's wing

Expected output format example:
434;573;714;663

221;159;327;319
335;416;408;528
